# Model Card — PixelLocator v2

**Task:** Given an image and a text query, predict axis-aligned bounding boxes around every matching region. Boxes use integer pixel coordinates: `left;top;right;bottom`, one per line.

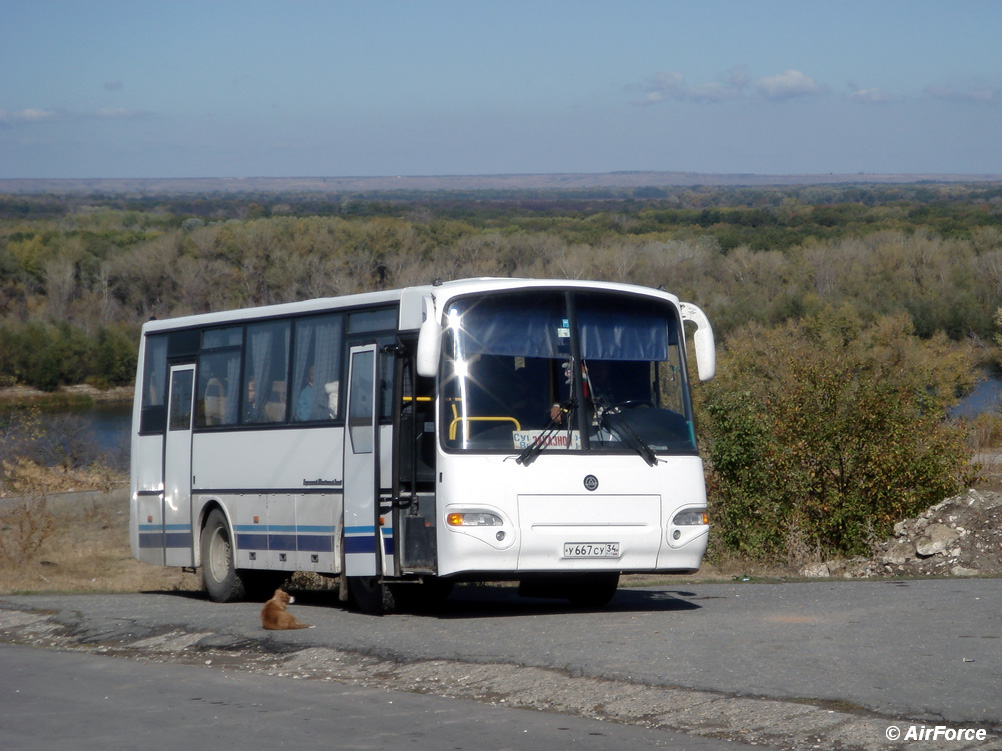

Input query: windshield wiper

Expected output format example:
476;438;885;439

516;399;575;466
598;404;659;467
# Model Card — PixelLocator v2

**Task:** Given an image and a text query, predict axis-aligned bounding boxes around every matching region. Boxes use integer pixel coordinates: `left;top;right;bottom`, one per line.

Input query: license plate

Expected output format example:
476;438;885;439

562;542;621;558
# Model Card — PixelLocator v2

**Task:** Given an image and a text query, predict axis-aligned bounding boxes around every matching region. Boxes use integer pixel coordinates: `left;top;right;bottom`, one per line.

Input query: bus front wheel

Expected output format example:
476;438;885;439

200;509;246;603
346;575;397;615
566;572;620;608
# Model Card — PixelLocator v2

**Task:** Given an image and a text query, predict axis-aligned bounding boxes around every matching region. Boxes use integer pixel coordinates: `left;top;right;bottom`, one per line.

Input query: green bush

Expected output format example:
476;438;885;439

0;321;137;391
699;308;978;561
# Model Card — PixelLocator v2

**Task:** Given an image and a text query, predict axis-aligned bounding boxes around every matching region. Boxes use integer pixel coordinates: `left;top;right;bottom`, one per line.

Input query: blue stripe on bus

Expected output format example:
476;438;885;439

236;533;269;549
234;525;337;534
344;533;393;555
138;533;164;549
138;531;192;549
344;525;375;535
344;535;376;554
235;532;337;553
139;524;190;532
142;524;375;556
165;532;193;548
268;534;298;551
297;535;334;552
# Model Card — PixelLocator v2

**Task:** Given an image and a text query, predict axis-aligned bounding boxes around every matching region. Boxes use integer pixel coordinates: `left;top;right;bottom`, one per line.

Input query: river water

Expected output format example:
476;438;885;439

950;375;1002;419
29;376;1002;476
33;402;133;473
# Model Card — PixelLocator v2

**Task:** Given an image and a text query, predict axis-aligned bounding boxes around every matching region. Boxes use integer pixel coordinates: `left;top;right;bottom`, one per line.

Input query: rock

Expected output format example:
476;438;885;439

833;490;1002;579
914;523;960;557
882;541;915;565
950;565;979;577
799;562;830;578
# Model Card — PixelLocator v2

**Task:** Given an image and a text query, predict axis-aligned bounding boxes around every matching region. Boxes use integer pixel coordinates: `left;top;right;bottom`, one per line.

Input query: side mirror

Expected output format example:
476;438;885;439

679;302;715;382
416;299;442;378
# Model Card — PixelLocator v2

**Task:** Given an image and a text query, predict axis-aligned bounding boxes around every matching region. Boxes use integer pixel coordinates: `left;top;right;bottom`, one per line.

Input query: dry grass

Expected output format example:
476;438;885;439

0;485;201;596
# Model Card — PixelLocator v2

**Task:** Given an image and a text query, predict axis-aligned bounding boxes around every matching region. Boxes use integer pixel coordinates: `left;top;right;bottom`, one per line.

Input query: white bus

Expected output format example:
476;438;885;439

130;278;715;613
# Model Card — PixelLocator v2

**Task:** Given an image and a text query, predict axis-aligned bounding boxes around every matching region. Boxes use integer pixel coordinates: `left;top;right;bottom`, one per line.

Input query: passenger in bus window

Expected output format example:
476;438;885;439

243;378;258;422
296;366;315;421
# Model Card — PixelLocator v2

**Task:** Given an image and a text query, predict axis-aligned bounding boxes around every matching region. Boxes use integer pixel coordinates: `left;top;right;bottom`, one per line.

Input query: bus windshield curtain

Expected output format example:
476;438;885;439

451;291;673;362
451;293;565;358
577;298;672;361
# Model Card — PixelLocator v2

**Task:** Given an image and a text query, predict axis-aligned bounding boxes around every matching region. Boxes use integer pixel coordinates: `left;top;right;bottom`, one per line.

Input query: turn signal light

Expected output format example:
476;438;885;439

447;512;503;527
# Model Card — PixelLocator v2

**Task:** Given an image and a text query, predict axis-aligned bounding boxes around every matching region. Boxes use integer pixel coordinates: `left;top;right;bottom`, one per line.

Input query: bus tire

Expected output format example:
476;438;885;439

240;570;288;601
566;572;620;608
347;575;397;615
200;508;246;603
388;577;454;612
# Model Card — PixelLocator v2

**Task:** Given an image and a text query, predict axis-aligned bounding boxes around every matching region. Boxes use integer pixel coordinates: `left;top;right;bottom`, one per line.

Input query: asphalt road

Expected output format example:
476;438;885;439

1;642;741;751
2;578;1000;750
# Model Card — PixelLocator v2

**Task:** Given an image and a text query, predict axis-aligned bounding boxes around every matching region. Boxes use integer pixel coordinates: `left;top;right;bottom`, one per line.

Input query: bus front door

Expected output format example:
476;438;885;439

163;364;195;567
343;344;380;578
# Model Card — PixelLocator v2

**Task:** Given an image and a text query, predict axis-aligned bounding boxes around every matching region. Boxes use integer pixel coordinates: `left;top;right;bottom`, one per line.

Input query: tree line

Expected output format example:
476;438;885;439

2;183;1000;563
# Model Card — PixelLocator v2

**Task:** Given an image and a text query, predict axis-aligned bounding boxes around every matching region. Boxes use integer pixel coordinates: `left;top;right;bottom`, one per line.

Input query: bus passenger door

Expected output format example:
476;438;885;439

163;364;195;567
343;344;379;577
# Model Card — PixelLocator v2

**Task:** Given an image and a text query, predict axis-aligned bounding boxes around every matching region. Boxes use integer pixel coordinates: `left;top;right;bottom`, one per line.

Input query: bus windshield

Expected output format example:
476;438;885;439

440;290;697;456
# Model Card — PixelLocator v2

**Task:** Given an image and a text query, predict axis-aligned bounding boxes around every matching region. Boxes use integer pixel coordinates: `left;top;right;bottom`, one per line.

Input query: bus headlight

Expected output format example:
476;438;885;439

667;507;709;549
444;506;515;551
672;508;708;526
447;512;503;527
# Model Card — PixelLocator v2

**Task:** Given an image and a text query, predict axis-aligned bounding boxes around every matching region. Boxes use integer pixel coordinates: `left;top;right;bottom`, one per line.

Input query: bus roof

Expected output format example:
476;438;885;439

140;278;682;336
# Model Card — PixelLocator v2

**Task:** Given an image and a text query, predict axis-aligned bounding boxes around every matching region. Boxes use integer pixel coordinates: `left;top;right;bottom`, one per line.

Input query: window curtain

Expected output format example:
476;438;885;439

293;314;342;421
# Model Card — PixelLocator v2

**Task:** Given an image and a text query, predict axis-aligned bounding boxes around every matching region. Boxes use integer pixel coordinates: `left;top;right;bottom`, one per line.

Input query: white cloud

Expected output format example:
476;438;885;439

848;87;895;104
1;108;63;123
640;67;830;105
0;107;150;125
688;81;741;103
93;108;145;119
640;68;747;105
925;84;1000;104
643;71;688;103
755;69;828;100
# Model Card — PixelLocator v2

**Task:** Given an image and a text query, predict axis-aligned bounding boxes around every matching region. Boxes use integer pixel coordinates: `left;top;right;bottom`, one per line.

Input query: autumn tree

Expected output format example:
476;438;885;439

699;307;978;563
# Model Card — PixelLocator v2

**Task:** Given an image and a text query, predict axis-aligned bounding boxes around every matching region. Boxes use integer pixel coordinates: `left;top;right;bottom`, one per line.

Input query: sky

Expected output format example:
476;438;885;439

2;0;1001;180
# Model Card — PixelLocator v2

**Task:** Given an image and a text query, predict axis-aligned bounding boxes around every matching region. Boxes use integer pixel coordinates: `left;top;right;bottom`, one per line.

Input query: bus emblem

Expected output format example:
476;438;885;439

583;474;599;492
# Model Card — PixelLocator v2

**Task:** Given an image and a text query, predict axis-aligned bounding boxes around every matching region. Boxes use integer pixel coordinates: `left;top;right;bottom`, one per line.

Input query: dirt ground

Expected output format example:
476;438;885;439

0;384;134;405
3;464;1001;598
0;488;200;596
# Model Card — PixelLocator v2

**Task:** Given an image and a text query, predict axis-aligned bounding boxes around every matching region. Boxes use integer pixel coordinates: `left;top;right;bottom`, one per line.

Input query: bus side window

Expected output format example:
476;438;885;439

293;313;343;422
243;320;290;424
399;361;436;486
203;378;226;425
139;334;168;434
196;350;240;427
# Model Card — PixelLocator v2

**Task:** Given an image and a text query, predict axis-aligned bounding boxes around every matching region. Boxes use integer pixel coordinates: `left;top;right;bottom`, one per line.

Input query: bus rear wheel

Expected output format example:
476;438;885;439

200;509;246;603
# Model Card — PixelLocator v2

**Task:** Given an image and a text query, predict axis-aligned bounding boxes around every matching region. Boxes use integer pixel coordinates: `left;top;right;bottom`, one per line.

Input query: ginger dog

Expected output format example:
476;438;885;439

260;588;313;630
